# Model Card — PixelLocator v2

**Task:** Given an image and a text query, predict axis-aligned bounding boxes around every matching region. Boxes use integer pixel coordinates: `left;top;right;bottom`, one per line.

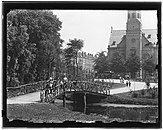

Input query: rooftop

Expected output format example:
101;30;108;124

108;29;157;47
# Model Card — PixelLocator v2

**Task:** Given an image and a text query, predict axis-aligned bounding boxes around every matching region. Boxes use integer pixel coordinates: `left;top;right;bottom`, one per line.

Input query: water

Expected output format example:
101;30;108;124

66;102;158;123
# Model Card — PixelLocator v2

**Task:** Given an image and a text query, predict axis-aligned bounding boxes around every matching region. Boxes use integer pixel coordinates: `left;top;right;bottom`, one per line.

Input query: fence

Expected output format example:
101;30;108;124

7;80;49;98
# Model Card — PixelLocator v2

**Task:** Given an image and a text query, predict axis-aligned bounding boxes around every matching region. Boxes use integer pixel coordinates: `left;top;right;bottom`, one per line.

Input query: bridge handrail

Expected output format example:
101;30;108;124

7;80;50;90
41;80;111;103
7;80;52;98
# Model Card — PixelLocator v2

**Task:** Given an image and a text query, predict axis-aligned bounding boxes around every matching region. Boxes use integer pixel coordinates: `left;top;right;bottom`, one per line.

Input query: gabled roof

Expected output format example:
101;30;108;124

142;29;158;45
109;30;125;47
108;29;157;47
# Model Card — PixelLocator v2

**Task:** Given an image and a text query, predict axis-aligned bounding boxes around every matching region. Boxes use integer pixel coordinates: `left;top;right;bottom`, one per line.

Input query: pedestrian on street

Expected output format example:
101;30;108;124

146;80;150;89
126;80;128;87
129;81;131;87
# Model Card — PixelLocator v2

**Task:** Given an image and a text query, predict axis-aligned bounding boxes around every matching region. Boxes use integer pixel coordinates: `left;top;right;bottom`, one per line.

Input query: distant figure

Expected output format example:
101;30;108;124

63;76;68;83
146;81;150;89
119;76;122;83
126;80;128;87
129;81;131;87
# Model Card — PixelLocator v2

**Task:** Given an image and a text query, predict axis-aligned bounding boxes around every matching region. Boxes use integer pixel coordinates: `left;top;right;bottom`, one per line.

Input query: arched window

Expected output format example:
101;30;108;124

137;13;140;18
132;13;136;18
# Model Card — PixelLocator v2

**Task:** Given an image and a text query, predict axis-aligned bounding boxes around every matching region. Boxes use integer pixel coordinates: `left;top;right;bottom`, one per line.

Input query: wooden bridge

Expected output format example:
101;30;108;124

7;79;111;109
40;80;111;104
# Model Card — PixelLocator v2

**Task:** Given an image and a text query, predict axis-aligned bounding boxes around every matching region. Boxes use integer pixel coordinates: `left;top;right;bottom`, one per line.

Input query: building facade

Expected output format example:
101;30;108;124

77;51;97;74
107;10;158;79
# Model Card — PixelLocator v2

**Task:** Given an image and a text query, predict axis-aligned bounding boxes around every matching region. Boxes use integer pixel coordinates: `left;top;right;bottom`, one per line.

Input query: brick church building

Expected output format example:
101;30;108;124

107;10;158;79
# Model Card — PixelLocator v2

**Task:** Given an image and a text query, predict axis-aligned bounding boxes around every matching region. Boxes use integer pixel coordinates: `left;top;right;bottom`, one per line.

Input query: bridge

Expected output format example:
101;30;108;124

7;79;111;107
40;80;110;104
7;79;158;107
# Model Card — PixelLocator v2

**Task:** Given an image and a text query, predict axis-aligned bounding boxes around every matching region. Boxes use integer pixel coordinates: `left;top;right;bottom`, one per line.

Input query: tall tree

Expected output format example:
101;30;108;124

142;58;156;77
125;53;141;78
94;51;109;77
7;10;63;86
64;38;84;80
109;52;125;75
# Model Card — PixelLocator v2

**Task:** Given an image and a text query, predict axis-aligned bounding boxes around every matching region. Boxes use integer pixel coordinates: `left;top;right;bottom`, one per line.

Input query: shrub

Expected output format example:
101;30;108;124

141;89;145;96
132;92;138;98
151;92;156;99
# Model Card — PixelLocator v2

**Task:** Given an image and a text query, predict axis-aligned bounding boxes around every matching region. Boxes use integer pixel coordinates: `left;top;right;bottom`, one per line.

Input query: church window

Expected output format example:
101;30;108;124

147;34;151;38
111;41;116;46
132;13;136;18
137;13;140;18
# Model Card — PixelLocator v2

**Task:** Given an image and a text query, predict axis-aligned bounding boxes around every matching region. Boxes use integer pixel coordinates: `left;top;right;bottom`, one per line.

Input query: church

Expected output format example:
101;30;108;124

107;10;158;79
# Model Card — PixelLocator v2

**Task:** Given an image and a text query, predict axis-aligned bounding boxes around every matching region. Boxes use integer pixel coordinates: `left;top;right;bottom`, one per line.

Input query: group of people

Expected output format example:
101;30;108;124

40;74;69;102
125;80;131;87
119;77;125;83
119;76;131;87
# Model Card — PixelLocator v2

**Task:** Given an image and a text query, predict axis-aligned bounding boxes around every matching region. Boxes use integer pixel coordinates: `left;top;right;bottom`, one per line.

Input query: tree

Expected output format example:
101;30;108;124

64;38;84;80
7;10;63;86
7;11;36;85
125;53;141;78
109;52;125;75
142;58;156;77
94;51;109;78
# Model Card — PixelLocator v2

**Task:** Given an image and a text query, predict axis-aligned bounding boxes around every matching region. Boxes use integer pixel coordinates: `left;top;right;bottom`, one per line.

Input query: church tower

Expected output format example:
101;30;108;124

126;10;143;78
126;10;142;60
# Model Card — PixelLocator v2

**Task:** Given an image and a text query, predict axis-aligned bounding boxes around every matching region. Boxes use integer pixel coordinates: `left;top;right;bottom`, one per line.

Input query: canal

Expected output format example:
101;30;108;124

66;102;158;123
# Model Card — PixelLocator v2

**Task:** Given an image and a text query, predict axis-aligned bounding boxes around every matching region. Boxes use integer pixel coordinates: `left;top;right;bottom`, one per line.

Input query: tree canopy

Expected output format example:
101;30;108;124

125;53;141;78
64;38;84;80
7;10;63;86
109;52;125;75
94;51;109;74
142;58;156;75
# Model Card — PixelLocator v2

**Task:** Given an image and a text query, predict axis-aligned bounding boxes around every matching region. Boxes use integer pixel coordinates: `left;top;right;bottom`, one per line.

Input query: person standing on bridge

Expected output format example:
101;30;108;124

63;74;68;90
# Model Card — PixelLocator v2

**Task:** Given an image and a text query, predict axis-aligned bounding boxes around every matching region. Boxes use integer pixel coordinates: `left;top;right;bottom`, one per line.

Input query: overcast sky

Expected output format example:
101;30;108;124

53;10;157;55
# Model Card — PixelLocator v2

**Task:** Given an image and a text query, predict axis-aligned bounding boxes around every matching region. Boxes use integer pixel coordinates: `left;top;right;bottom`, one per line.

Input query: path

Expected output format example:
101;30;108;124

110;80;157;95
7;80;158;104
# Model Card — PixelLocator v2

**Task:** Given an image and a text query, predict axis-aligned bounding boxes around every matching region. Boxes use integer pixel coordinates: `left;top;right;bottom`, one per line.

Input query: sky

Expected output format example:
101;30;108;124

52;10;157;55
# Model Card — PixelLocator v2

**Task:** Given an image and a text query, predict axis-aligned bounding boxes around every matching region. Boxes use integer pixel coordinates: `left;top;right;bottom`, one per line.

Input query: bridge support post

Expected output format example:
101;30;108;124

83;92;87;114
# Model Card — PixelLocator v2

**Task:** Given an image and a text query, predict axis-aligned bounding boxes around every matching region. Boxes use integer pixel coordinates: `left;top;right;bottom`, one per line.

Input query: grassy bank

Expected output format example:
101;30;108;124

102;89;158;105
7;103;113;123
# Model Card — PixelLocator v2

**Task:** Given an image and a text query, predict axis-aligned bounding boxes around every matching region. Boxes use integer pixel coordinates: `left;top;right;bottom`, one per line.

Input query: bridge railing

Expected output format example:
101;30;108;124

7;80;49;98
41;80;110;103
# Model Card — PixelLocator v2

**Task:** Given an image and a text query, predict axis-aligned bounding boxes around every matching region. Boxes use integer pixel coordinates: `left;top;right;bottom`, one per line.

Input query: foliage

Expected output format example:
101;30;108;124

94;51;109;75
131;92;139;98
7;10;63;86
109;52;125;75
125;53;141;78
103;92;158;105
64;38;84;80
142;58;156;75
